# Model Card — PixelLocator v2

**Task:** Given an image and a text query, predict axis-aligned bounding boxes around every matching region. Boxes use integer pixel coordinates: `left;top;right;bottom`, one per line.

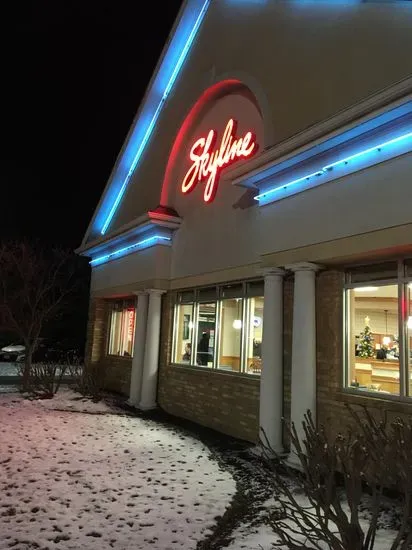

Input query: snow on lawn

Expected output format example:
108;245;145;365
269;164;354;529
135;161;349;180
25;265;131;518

227;499;278;550
227;491;401;550
0;390;236;550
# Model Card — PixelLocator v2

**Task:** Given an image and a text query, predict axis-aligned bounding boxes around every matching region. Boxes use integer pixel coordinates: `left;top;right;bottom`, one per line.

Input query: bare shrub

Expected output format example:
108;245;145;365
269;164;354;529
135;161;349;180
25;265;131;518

69;363;106;402
17;361;67;398
262;407;412;549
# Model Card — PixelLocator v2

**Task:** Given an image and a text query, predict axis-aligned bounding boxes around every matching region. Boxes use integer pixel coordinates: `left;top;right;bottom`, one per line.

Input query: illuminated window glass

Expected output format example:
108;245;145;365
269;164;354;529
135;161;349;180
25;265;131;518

173;303;194;364
218;298;243;373
345;285;399;395
245;296;264;376
196;302;216;368
107;300;136;357
344;260;412;399
172;282;264;376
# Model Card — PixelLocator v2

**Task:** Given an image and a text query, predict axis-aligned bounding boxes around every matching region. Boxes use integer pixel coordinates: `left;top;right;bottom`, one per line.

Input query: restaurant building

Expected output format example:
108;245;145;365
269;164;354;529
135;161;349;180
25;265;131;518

77;0;412;450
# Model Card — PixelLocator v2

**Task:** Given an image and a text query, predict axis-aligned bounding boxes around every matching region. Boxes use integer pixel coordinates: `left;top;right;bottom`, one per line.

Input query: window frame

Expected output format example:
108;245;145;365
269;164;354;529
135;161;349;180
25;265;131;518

171;280;264;376
343;259;412;400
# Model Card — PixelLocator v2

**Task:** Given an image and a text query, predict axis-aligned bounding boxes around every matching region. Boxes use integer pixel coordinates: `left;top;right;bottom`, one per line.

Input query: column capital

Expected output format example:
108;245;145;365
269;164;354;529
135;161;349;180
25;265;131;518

146;288;167;296
285;262;322;273
259;267;286;278
133;290;148;296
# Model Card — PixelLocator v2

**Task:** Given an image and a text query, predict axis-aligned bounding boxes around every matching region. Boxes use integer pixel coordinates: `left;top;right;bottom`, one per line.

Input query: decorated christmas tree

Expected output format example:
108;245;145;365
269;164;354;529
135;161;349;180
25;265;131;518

358;316;375;358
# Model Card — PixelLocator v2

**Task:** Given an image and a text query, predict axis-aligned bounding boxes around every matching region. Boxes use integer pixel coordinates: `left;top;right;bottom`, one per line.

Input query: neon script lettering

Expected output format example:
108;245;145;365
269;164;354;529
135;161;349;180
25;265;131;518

181;119;257;203
127;308;135;341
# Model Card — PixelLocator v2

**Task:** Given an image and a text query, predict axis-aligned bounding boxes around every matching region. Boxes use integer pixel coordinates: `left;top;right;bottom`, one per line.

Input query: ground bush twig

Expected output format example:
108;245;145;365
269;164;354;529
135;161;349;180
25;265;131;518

260;407;412;549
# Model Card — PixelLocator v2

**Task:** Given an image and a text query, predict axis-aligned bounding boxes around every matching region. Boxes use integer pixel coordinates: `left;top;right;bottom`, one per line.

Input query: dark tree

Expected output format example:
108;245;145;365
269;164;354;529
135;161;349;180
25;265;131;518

0;240;89;390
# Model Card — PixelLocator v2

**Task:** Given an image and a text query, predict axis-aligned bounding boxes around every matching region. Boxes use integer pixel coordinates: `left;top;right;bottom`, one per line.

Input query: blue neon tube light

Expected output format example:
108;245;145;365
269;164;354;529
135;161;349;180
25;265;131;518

90;235;171;266
322;132;412;171
100;0;211;236
254;131;412;202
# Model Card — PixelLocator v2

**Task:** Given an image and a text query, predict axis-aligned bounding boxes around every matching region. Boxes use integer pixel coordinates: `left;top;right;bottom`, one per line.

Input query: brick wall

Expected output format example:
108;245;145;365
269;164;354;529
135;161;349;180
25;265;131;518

84;269;412;442
85;297;107;366
158;292;261;443
103;356;132;395
158;366;260;442
316;270;347;433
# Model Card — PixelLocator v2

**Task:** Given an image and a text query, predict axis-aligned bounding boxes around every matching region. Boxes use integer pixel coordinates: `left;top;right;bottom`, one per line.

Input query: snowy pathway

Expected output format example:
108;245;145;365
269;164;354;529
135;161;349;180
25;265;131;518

0;391;236;550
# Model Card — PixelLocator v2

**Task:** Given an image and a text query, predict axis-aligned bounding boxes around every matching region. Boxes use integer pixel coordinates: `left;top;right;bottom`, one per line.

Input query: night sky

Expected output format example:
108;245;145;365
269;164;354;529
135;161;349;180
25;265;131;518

3;1;183;249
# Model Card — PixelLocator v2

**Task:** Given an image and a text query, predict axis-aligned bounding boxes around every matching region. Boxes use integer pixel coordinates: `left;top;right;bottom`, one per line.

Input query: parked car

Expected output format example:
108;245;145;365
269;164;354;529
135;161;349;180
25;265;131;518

0;343;25;362
1;338;83;365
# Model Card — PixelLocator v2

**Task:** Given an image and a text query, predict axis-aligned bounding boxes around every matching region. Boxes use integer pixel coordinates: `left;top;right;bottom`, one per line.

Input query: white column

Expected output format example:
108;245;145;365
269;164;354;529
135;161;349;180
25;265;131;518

128;291;148;407
139;289;166;410
286;262;320;457
259;268;285;453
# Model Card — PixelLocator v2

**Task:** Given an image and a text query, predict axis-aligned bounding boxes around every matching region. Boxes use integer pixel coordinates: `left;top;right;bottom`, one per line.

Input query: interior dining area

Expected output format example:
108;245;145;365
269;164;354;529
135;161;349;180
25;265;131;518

346;282;412;395
217;296;263;374
172;283;264;376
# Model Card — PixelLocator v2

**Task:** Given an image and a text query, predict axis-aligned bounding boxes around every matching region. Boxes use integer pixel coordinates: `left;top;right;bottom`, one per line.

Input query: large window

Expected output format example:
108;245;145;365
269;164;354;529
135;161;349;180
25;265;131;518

344;260;412;397
107;299;136;357
172;281;264;376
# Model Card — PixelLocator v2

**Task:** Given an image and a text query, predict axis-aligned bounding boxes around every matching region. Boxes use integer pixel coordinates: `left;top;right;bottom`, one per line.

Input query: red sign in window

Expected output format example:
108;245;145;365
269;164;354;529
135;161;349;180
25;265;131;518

127;308;135;342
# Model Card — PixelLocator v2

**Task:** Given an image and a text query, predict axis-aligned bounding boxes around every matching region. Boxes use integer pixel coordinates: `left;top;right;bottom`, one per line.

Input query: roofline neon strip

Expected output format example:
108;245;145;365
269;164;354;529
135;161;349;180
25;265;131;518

101;0;211;235
254;131;412;202
90;235;171;266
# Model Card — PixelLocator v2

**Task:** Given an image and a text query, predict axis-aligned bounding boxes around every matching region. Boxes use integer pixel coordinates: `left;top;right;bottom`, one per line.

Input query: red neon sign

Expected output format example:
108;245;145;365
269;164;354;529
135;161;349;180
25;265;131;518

127;308;135;341
181;118;257;203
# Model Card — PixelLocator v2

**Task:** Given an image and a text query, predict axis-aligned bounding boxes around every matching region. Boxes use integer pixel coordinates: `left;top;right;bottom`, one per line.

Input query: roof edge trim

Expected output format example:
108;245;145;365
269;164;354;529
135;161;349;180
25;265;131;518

80;0;211;247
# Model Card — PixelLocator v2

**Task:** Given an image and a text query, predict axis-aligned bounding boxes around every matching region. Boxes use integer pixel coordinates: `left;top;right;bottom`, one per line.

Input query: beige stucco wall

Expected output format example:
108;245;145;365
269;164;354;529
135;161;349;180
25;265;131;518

257;151;412;256
170;136;412;282
90;245;171;295
96;0;412;242
85;0;412;293
169;89;264;279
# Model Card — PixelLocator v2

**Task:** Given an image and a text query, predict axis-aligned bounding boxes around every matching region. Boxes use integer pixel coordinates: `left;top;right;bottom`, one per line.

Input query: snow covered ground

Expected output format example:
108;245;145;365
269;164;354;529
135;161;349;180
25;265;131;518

0;390;236;550
226;494;400;550
0;389;405;550
0;362;18;377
